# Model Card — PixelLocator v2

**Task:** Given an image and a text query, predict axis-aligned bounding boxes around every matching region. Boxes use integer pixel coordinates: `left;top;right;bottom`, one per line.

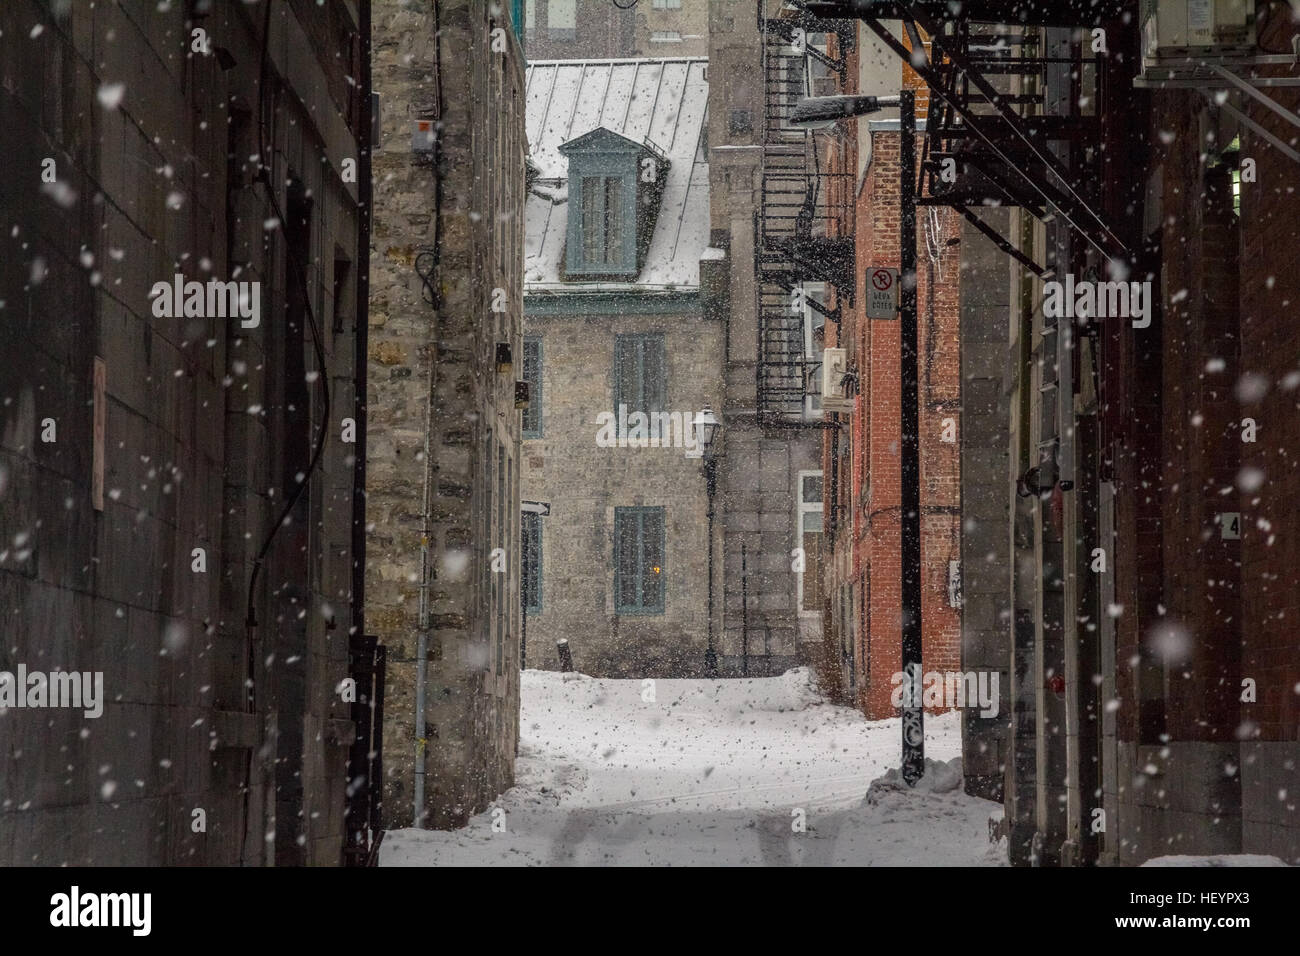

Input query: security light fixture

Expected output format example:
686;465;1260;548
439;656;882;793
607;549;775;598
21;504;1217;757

788;94;900;131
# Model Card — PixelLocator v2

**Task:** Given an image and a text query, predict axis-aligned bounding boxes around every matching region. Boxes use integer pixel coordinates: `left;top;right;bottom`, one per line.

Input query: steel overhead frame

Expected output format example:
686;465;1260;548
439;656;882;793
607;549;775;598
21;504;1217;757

883;11;1128;264
1135;53;1300;88
1136;51;1300;166
1185;62;1300;166
806;0;1134;268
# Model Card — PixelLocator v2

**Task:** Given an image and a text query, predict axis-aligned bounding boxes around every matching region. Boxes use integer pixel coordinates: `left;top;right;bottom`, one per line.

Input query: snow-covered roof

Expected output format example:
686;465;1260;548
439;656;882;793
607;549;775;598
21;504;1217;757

524;58;709;292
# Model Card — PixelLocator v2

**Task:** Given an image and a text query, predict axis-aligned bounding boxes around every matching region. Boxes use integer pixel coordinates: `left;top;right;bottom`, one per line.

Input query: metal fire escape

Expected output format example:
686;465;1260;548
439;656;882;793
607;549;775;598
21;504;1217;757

834;1;1133;269
756;3;855;423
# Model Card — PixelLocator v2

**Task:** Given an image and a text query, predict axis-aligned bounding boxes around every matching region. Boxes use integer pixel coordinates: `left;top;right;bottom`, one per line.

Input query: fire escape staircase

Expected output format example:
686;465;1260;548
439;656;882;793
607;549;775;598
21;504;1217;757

853;2;1132;272
756;3;856;423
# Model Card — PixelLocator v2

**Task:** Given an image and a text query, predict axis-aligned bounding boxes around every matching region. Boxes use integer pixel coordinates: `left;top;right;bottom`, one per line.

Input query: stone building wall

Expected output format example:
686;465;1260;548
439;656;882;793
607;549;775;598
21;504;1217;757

524;0;708;60
958;210;1013;802
520;303;723;678
368;0;525;831
0;0;366;865
707;0;822;680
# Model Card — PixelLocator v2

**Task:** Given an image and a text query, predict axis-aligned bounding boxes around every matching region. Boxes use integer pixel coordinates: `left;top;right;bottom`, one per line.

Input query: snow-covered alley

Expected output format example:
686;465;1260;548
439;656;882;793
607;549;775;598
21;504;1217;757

382;669;1005;866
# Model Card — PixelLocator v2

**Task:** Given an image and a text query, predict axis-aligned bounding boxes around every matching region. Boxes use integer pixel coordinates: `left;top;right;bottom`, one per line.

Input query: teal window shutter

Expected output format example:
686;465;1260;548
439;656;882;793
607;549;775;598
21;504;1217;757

523;337;542;438
614;506;666;615
613;334;666;417
522;512;542;614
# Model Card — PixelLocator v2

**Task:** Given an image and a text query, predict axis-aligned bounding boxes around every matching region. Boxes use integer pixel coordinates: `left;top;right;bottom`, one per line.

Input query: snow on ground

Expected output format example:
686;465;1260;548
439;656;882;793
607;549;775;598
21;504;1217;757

382;668;1004;866
1142;855;1289;867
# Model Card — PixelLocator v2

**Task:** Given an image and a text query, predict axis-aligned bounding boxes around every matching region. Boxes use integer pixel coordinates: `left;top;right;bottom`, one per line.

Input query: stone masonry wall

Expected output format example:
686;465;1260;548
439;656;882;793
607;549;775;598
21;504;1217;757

520;305;723;678
368;0;526;831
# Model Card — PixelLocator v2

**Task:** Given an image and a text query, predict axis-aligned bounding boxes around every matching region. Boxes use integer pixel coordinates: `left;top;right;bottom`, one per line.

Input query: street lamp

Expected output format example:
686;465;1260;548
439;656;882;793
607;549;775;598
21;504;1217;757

787;88;925;786
692;407;722;678
788;94;900;131
693;407;721;461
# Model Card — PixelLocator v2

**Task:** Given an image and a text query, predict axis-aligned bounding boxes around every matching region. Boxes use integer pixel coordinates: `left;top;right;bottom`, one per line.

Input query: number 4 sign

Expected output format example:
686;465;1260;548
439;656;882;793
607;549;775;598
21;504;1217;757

1218;513;1241;540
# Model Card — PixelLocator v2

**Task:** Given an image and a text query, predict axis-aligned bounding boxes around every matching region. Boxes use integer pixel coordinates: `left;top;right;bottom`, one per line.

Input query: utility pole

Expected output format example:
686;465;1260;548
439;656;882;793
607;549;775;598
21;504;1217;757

899;88;925;786
784;68;922;785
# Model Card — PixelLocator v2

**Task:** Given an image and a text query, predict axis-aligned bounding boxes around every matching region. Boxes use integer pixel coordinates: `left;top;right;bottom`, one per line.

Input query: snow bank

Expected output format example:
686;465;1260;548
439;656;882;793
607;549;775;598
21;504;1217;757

1141;854;1289;867
750;667;825;713
866;756;964;802
381;671;1002;866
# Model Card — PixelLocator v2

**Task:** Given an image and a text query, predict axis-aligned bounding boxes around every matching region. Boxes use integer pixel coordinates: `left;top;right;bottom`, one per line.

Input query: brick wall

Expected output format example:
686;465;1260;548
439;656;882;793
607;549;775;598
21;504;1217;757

1104;10;1300;863
821;87;963;720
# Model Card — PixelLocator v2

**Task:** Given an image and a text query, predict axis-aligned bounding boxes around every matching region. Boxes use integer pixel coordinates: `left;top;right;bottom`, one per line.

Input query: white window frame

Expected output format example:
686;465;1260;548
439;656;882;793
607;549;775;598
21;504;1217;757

796;469;825;618
802;282;827;422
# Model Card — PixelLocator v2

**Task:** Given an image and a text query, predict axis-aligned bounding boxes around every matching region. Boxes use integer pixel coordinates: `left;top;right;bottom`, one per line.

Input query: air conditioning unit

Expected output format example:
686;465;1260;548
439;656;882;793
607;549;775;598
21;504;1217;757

822;347;852;414
1141;0;1256;64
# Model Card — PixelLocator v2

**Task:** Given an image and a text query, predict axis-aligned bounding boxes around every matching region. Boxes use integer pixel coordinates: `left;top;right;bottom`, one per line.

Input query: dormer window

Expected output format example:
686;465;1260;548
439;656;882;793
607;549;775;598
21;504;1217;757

580;175;625;267
559;127;668;281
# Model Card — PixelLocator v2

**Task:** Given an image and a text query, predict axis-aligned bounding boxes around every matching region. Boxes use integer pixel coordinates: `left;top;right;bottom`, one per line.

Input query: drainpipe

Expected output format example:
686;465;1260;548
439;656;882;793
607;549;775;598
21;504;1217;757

411;0;446;832
352;7;372;647
414;358;438;828
350;0;374;853
414;435;431;827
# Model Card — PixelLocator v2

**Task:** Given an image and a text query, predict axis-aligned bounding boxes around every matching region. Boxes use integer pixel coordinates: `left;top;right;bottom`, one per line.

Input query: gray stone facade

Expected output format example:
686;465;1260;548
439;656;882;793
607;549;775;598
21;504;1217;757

520;56;720;678
520;303;723;677
706;2;821;677
957;212;1013;801
0;0;367;865
523;0;708;60
368;0;525;830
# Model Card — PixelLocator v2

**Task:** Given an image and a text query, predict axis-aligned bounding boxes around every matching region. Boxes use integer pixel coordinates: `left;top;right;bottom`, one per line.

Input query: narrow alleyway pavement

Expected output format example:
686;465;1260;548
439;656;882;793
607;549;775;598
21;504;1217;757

381;669;1005;866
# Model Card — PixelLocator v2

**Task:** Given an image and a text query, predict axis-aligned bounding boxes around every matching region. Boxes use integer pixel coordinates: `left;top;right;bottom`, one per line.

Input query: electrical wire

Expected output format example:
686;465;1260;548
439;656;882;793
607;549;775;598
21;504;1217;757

244;0;333;636
238;0;334;865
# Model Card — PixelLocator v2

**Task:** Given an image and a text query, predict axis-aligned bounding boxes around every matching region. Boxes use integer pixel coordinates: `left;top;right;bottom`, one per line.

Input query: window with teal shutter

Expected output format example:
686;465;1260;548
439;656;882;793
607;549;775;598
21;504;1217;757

614;506;665;614
559;128;661;279
522;511;542;614
522;337;542;438
580;176;625;267
614;334;666;417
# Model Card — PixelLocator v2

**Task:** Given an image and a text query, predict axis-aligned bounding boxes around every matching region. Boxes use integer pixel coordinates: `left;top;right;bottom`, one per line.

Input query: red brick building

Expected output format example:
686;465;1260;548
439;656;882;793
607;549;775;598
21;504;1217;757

766;1;1297;865
817;33;963;720
1101;7;1300;864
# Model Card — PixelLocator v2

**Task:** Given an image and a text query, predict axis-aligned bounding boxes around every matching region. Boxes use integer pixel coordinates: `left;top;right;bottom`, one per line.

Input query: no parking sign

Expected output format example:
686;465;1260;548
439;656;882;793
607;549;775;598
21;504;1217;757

867;267;899;319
